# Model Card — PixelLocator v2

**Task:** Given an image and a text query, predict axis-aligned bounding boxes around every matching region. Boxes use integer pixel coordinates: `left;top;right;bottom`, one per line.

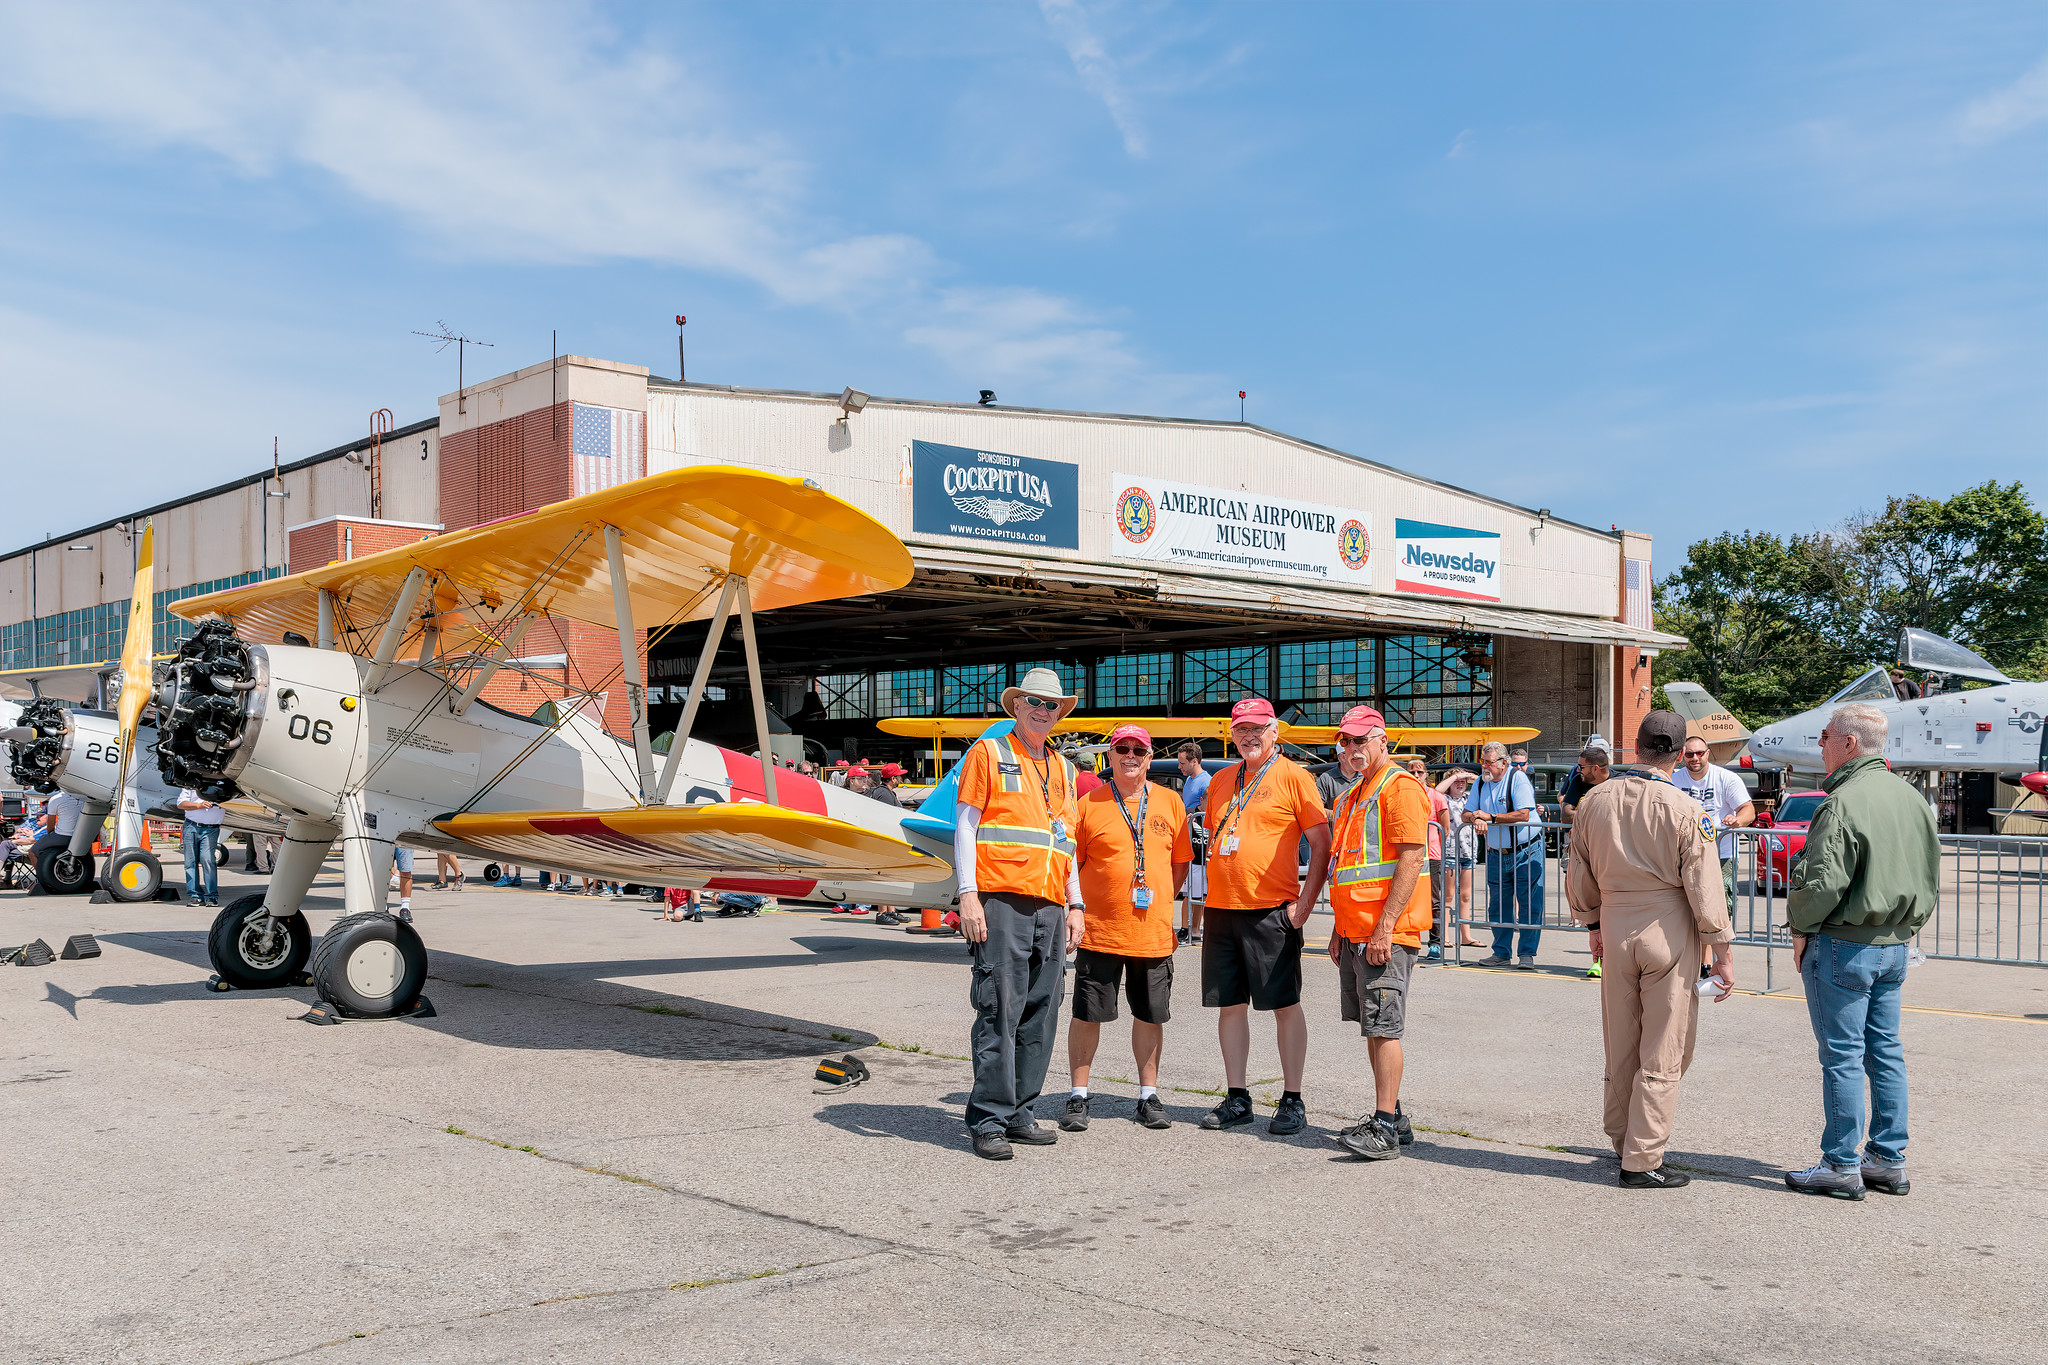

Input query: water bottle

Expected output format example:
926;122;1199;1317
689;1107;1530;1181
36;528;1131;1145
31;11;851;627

1906;941;1927;968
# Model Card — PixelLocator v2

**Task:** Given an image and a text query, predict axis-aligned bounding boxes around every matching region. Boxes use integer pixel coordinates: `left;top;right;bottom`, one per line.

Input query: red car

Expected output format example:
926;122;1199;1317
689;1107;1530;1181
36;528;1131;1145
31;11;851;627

1757;791;1827;893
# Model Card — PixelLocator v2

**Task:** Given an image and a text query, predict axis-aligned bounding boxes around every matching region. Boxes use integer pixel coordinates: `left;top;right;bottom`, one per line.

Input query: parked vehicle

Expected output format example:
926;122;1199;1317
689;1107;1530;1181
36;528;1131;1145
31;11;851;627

1757;790;1828;892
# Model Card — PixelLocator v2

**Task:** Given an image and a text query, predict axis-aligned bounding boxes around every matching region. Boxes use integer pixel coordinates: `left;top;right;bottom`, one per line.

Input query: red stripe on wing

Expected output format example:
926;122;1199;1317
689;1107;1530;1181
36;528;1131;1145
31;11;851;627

717;748;828;813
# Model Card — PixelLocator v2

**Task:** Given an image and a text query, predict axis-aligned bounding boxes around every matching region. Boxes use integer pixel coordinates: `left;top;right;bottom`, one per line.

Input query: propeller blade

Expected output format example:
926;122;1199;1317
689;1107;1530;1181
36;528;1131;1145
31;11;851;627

113;524;155;788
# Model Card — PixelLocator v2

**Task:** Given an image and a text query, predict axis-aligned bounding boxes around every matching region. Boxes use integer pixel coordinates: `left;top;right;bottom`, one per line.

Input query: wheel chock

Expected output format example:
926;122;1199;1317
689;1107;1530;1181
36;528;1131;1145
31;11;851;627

88;890;113;905
296;1002;344;1025
294;995;436;1025
155;887;183;902
205;975;235;993
60;933;100;960
3;940;54;967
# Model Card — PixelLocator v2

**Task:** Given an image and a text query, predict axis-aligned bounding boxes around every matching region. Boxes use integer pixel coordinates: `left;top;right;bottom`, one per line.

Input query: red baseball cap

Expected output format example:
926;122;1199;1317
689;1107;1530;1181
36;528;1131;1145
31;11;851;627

1336;705;1387;737
1107;724;1153;750
1229;697;1277;726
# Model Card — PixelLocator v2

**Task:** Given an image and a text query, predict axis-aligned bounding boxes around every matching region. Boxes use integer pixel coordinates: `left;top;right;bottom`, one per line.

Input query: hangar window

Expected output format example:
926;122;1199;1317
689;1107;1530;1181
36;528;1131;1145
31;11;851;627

1014;660;1086;701
942;664;1006;715
817;673;873;720
1185;647;1268;705
1382;635;1491;726
1097;652;1171;709
874;669;937;717
1279;639;1374;703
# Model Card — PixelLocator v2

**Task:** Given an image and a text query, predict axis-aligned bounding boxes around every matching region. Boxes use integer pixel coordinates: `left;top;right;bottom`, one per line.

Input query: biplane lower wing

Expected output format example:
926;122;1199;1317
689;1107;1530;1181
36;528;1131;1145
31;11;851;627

433;804;952;885
876;717;1540;747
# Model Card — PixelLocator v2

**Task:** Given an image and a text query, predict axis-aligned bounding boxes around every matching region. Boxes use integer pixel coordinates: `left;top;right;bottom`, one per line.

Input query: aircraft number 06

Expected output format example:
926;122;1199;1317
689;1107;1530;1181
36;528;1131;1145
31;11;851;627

287;715;333;745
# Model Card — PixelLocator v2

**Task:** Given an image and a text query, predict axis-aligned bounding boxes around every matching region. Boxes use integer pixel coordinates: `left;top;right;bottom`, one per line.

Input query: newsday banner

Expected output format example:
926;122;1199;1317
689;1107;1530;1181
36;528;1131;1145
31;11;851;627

1110;474;1374;586
1393;519;1502;601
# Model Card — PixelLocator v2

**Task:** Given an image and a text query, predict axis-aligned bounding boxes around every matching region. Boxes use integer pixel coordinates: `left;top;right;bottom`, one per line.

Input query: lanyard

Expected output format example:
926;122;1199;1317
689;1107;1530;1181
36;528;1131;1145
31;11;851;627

1014;735;1062;826
1112;781;1150;884
1217;753;1279;850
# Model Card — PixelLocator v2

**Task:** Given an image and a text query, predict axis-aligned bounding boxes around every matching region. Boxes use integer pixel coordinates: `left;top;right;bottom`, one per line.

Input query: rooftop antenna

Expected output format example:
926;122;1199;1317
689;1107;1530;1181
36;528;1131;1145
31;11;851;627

675;314;687;383
1239;389;1246;423
412;321;494;414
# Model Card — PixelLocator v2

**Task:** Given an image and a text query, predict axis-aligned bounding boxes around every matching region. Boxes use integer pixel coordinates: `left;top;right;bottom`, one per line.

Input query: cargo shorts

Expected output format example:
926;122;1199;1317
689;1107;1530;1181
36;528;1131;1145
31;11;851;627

1337;939;1419;1039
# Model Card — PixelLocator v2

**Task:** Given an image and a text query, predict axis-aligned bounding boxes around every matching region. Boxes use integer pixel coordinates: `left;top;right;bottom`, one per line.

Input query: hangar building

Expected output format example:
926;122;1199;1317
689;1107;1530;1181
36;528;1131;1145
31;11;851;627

2;354;1684;770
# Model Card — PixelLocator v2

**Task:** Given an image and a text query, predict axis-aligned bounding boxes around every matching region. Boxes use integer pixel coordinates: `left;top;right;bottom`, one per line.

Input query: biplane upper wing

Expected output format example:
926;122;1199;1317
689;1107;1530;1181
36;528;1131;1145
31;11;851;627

877;716;1540;747
434;805;950;885
167;467;914;650
0;656;173;703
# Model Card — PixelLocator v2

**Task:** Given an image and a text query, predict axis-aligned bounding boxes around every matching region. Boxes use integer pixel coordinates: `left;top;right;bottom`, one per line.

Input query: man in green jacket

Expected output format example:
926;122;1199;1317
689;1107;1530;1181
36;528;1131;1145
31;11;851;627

1782;702;1940;1201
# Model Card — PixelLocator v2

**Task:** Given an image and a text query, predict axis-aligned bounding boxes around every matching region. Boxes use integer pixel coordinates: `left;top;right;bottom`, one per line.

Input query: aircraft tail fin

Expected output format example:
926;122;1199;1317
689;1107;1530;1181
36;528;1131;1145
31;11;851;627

1662;682;1752;765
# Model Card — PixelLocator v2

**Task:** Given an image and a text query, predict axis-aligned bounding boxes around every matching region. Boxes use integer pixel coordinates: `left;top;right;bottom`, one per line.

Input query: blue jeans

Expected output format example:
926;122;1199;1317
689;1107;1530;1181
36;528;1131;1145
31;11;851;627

183;821;220;901
1486;841;1545;959
1802;933;1908;1168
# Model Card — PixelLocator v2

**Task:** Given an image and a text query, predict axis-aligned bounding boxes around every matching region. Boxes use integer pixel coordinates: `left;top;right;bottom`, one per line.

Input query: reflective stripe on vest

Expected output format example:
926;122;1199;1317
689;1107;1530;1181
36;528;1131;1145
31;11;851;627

1331;766;1405;888
976;823;1079;857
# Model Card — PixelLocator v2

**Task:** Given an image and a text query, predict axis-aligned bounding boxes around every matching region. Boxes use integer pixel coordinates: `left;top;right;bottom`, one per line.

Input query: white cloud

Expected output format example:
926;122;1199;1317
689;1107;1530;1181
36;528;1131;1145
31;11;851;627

1038;0;1149;158
0;0;1168;397
1447;128;1476;160
1958;51;2048;144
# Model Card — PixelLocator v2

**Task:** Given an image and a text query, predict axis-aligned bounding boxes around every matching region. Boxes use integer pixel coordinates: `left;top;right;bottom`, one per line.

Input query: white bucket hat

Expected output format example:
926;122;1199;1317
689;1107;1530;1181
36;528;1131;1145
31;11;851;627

999;666;1078;721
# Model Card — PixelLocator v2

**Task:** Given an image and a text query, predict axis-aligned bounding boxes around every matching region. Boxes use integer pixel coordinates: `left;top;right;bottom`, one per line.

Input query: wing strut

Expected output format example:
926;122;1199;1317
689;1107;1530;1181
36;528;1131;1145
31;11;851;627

604;525;657;803
450;613;534;717
364;566;428;694
654;574;737;804
735;577;779;808
317;590;336;650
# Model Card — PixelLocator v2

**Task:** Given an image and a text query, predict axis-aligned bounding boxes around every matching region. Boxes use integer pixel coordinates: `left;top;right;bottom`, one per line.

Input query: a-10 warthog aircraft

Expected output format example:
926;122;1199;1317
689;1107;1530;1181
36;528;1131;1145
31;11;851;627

10;468;953;1018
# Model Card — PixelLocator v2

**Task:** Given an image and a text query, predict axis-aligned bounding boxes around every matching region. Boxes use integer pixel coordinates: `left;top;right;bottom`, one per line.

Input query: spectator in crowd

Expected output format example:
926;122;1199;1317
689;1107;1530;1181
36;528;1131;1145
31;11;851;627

1783;703;1939;1200
862;766;906;925
1199;697;1331;1136
955;667;1083;1160
1176;743;1211;946
177;787;225;907
1062;725;1190;1133
390;846;416;922
1888;670;1921;701
1434;769;1485;947
1327;707;1434;1159
1674;737;1755;925
432;852;464;891
491;865;525;888
664;886;704;922
34;786;86;862
1075;763;1105;797
1510;747;1531;772
1318;729;1367;810
1404;756;1450;960
1566;710;1734;1190
1469;741;1545;969
1561;744;1613;977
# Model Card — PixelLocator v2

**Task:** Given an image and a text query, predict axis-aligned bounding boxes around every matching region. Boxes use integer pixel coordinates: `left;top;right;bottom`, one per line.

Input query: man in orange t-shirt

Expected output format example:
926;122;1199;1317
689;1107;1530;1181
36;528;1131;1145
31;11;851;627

1325;705;1432;1161
1199;696;1332;1137
1061;725;1192;1134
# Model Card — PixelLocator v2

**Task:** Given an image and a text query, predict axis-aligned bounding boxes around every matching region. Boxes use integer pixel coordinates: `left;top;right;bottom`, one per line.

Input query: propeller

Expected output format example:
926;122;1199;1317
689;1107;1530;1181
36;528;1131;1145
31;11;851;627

110;523;155;813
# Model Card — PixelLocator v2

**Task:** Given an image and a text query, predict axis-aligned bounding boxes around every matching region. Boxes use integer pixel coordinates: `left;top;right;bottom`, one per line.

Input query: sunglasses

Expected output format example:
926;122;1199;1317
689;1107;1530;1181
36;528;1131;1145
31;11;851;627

1110;743;1150;756
1019;696;1062;713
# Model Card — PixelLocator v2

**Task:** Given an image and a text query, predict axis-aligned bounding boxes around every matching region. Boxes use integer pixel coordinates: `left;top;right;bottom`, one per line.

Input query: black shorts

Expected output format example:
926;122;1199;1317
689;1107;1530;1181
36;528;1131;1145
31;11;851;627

1201;905;1304;1011
1072;948;1174;1024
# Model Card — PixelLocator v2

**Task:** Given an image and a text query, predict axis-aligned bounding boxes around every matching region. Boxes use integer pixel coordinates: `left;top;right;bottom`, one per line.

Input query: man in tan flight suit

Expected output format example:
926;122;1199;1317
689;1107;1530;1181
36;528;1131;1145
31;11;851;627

1566;711;1734;1189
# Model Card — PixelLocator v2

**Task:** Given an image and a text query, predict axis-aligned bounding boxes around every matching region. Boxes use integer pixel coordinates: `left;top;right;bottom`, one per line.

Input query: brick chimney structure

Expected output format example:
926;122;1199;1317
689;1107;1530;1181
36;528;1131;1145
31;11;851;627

437;356;651;737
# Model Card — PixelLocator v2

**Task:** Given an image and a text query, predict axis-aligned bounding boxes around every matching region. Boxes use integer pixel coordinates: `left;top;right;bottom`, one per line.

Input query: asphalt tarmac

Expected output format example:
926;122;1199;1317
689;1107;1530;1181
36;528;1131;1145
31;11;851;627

4;857;2044;1364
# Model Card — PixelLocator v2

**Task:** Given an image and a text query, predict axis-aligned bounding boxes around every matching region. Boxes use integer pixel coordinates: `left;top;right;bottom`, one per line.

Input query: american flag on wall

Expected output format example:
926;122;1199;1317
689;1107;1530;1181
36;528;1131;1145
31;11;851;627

1623;557;1653;628
571;402;646;496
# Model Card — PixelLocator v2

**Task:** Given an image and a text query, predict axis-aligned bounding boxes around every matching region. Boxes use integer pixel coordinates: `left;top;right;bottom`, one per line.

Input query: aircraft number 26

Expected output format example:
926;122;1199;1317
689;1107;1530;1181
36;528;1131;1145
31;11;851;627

287;715;334;745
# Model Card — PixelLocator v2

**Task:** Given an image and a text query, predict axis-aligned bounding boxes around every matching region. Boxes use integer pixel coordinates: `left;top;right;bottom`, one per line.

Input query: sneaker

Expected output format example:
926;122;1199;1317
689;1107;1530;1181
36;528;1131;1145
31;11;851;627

972;1130;1013;1161
453;877;465;892
1268;1096;1307;1135
1200;1094;1255;1130
1476;954;1512;968
1135;1095;1171;1129
1059;1095;1091;1132
1176;927;1189;945
848;906;872;916
1423;945;1443;962
1860;1161;1910;1196
1785;1163;1865;1200
1586;961;1603;979
491;877;514;887
1336;1117;1401;1160
1189;934;1202;944
1620;1165;1692;1189
397;906;413;925
1391;1108;1414;1146
429;880;448;891
874;910;906;926
510;876;524;887
1516;955;1537;971
1005;1120;1057;1146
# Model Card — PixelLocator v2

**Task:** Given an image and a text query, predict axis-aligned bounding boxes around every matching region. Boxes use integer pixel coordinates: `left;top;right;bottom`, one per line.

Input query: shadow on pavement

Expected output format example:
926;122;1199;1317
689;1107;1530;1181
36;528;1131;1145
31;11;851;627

1400;1139;1616;1185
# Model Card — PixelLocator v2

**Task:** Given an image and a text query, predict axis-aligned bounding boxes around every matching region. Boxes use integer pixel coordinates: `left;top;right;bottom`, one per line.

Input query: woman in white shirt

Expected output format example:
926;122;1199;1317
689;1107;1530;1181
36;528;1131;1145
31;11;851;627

1436;770;1486;947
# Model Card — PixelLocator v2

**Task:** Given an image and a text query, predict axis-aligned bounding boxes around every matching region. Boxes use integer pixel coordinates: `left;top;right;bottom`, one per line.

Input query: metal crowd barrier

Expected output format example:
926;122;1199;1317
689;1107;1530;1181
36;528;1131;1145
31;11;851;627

1427;819;2048;993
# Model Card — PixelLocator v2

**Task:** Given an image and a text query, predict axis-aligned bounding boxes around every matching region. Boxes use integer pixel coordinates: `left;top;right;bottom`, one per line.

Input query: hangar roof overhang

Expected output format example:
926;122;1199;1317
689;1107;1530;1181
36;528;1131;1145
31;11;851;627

676;540;1686;682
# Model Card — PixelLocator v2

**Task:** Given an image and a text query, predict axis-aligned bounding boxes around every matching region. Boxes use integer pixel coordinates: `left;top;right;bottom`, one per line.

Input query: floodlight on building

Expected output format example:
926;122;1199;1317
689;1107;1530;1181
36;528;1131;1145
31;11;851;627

67;543;92;551
978;390;997;406
837;387;870;423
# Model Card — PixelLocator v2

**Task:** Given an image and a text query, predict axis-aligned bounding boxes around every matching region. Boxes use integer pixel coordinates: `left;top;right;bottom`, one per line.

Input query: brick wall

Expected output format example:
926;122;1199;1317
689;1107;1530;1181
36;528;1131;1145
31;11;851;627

286;518;441;572
1496;636;1599;757
442;401;643;737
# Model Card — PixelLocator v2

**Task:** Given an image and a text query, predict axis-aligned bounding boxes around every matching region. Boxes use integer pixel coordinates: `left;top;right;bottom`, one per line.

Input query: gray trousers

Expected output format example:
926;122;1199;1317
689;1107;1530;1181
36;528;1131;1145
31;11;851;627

966;893;1067;1134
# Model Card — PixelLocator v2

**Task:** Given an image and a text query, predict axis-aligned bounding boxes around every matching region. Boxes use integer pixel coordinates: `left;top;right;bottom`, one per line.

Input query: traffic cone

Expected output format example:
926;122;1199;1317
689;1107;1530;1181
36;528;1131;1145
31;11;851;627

906;905;956;936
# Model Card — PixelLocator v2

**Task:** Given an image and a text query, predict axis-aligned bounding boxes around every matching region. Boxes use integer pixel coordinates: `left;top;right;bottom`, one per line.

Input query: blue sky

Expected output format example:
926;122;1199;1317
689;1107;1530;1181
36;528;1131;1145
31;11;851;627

2;1;2042;577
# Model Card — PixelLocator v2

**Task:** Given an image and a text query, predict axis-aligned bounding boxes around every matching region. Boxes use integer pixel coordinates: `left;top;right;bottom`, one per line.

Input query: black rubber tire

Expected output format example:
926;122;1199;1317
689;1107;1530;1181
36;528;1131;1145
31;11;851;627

214;841;231;868
104;847;164;902
36;846;96;896
206;893;314;989
482;862;503;883
311;911;428;1018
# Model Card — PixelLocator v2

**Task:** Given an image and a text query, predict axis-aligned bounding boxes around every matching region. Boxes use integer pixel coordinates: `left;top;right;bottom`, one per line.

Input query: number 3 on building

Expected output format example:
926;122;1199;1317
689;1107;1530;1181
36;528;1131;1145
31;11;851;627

287;715;333;745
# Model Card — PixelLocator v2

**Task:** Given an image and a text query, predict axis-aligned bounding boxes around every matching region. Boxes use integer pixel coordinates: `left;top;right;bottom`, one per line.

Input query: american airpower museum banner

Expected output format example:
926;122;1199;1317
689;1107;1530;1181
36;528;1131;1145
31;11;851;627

1393;518;1502;601
1110;474;1374;586
912;440;1079;549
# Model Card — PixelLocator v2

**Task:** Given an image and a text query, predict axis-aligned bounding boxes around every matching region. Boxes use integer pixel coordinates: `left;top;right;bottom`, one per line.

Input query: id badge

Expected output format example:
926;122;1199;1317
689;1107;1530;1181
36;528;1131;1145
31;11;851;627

1132;885;1154;909
1220;835;1238;857
1051;818;1068;843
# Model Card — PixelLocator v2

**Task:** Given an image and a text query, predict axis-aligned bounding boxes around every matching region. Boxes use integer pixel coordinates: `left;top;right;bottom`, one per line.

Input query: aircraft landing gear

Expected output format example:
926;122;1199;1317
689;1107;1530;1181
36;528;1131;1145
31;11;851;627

103;847;163;903
309;912;429;1018
207;893;313;989
36;846;96;896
